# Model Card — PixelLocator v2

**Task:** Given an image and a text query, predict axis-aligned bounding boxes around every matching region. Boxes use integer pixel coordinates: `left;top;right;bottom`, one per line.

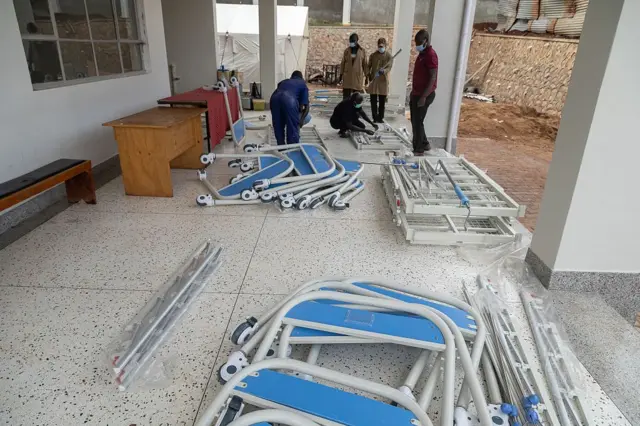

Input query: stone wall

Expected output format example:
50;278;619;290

466;33;578;114
218;0;498;25
307;25;422;78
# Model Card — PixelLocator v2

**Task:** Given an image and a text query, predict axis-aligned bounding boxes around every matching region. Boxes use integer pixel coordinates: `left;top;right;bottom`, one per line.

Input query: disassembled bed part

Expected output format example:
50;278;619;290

265;124;327;148
382;152;524;245
108;242;223;391
465;276;561;426
521;291;592;426
349;124;412;151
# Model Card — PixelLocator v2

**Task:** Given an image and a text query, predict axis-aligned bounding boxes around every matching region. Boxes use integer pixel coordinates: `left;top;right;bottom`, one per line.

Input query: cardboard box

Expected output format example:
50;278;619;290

252;99;266;111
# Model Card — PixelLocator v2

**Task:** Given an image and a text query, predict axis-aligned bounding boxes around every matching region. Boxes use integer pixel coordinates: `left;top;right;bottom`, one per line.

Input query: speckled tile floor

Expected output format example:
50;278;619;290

0;114;633;425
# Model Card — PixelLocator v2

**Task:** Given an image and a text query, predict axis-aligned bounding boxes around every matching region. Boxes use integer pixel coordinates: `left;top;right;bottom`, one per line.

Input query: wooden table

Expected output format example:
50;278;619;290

158;88;240;151
103;107;206;197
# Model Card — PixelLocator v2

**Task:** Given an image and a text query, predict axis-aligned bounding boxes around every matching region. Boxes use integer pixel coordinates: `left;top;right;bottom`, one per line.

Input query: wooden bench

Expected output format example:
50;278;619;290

0;159;96;212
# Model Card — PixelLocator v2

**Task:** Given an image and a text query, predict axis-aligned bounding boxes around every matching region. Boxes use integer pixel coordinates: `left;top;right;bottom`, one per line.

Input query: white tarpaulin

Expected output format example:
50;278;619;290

216;4;309;87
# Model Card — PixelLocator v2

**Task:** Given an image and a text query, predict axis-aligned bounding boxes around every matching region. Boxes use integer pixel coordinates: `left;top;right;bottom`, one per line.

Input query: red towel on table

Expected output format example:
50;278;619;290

159;88;240;148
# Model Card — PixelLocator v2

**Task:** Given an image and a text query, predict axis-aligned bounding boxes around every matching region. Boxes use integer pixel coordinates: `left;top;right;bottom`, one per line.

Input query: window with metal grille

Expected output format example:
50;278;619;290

13;0;146;89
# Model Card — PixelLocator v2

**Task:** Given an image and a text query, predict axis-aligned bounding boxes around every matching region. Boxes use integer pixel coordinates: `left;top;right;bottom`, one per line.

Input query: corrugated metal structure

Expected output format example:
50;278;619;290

496;0;588;37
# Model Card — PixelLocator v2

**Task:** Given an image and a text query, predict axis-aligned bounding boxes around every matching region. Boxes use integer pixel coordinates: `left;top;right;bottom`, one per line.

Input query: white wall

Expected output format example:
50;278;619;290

0;0;170;184
531;0;640;273
161;0;218;93
427;0;465;140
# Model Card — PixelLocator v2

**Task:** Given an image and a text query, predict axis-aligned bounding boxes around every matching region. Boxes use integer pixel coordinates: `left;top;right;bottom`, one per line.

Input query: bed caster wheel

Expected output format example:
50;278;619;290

260;192;276;203
241;189;258;201
296;195;312;210
279;192;293;201
229;174;243;184
240;162;254;173
253;179;270;191
309;197;325;210
231;318;257;345
228;159;242;168
327;192;340;208
332;201;348;210
217;396;244;426
243;144;258;153
196;194;213;207
200;153;215;165
197;170;207;181
280;197;295;209
219;351;249;384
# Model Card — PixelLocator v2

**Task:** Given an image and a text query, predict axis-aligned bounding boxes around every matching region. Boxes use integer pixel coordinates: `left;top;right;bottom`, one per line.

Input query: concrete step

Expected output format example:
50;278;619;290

552;290;640;426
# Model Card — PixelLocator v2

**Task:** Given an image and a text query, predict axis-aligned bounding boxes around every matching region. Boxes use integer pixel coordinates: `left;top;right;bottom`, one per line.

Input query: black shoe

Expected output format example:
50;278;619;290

338;131;348;138
413;151;425;157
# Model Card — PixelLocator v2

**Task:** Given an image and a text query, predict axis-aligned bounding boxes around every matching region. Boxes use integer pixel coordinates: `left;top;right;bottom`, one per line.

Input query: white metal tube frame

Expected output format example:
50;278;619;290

231;277;486;412
196;358;434;426
244;290;491;426
251;291;457;426
228;409;321;426
253;143;337;187
197;151;294;203
230;283;490;425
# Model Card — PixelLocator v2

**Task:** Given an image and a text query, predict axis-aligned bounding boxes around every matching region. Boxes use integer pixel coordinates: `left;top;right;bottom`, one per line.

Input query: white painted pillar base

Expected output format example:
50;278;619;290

389;0;416;103
259;0;278;102
531;0;639;274
342;0;351;25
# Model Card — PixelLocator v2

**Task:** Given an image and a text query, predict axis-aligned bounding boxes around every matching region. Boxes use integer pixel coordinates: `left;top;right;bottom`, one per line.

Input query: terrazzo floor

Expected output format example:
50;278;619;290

0;114;632;425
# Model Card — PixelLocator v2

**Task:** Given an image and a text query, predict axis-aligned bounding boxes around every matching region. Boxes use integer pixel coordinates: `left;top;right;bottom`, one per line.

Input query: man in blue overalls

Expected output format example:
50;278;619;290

269;71;309;145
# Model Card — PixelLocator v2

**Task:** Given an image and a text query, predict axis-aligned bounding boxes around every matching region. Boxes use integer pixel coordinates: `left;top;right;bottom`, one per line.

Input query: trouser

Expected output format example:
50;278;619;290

342;88;362;100
370;94;387;122
409;92;436;153
330;116;365;134
270;92;300;145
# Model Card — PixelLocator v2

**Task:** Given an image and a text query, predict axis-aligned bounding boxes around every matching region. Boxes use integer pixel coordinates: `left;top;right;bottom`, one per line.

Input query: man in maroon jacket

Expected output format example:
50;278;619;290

410;29;438;155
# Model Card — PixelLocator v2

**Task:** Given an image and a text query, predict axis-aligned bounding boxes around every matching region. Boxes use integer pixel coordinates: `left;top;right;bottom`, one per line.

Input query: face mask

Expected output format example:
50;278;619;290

416;44;426;53
378;47;385;53
354;103;362;109
349;42;356;48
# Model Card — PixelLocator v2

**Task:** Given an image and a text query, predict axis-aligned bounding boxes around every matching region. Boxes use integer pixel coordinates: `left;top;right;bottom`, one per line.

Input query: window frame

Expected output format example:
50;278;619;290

18;0;148;90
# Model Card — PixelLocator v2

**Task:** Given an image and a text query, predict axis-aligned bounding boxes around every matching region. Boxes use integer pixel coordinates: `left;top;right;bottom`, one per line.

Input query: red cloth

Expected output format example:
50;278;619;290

411;46;438;96
158;88;240;148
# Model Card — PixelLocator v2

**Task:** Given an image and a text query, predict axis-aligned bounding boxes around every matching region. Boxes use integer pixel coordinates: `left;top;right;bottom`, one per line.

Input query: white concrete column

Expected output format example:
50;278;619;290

426;0;467;151
389;0;416;102
161;0;218;92
296;0;304;6
342;0;351;25
530;0;639;277
259;0;278;102
252;0;258;5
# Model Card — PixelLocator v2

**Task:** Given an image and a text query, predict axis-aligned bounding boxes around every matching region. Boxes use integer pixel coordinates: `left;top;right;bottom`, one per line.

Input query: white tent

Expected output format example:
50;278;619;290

216;4;309;87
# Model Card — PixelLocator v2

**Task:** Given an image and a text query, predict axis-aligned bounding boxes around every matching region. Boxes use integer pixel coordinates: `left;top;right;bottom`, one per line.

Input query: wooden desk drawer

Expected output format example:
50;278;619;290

167;117;200;160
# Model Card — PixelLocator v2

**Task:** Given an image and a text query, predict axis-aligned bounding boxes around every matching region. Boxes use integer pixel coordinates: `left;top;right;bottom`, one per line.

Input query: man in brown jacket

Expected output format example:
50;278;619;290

367;37;393;123
340;33;367;100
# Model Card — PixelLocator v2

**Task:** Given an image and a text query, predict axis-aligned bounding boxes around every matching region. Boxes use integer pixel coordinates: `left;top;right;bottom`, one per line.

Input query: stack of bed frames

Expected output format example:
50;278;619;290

381;152;527;246
196;138;365;211
195;277;521;426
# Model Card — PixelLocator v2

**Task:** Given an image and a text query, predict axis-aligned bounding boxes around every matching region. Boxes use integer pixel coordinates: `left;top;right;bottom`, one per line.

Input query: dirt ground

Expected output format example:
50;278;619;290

458;99;560;160
457;99;560;231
